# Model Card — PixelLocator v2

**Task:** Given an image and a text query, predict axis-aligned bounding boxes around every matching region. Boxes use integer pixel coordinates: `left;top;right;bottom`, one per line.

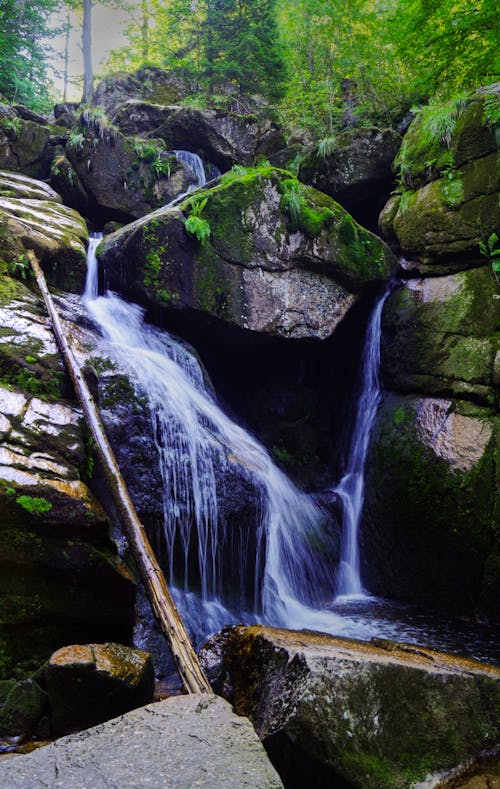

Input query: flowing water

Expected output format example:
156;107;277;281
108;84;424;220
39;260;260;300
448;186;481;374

333;289;390;600
82;152;499;665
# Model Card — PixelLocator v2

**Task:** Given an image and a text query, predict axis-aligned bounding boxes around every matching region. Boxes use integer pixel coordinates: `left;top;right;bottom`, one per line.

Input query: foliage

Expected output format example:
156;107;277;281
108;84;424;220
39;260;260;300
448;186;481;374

15;495;53;515
279;178;335;237
184;196;211;245
479;232;500;283
78;106;119;144
151;156;172;179
394;96;467;188
0;0;59;111
8;254;31;282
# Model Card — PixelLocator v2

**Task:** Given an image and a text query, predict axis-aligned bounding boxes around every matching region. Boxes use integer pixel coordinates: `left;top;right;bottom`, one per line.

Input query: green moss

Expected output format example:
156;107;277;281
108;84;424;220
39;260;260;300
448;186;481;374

15;496;53;515
278;177;335;238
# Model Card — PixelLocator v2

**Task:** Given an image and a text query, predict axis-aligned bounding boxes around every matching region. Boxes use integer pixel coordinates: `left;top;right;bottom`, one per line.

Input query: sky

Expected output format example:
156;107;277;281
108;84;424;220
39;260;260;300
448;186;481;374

49;4;131;101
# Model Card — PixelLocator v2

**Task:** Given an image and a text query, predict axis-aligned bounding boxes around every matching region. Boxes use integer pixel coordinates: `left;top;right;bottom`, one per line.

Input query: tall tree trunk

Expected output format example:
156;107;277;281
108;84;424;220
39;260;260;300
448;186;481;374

82;0;93;103
63;11;71;103
141;0;149;62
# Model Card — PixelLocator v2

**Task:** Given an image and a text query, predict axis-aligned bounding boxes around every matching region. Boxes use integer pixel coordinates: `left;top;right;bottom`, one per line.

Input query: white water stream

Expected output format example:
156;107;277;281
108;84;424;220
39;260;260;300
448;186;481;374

333;289;390;601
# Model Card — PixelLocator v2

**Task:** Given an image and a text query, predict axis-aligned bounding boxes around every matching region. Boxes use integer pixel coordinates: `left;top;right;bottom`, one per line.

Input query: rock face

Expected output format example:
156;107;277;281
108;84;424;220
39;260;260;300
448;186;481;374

110;101;286;170
379;84;499;273
0;104;50;179
46;642;154;734
98;166;397;341
370;83;499;618
382;268;498;405
200;625;500;789
0;170;88;291
0;278;135;679
0;694;284;788
62;112;197;222
362;393;498;614
298;128;401;230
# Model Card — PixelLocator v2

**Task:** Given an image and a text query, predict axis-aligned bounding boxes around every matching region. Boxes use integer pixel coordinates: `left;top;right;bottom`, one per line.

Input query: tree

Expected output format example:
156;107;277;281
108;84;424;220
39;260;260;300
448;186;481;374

0;0;60;110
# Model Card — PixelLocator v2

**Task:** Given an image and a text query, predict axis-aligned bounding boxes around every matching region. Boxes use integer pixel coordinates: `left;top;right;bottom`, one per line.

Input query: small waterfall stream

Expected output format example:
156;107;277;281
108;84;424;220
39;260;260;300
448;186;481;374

333;289;390;600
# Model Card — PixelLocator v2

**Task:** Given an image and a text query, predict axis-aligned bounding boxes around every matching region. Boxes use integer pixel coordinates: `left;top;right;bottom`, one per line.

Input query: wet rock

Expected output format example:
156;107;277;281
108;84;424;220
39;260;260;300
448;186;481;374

64;116;196;222
0;170;88;291
0;694;283;788
362;393;498;616
298;128;401;230
0;283;135;678
0;679;47;738
98;166;397;341
46;642;154;734
111;100;286;170
200;625;500;789
0;104;51;179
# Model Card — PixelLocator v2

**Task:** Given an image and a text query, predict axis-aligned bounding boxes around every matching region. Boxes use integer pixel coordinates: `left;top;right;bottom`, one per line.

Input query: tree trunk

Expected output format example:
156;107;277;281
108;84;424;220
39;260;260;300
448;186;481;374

82;0;93;103
28;250;213;696
63;11;71;103
141;0;149;62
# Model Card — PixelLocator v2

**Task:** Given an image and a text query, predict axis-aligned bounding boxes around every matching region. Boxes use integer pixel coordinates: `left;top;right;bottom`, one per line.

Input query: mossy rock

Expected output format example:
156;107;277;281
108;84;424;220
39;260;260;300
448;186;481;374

381;266;500;405
0;678;47;737
381;84;499;273
362;393;498;615
98;166;396;340
202;625;500;789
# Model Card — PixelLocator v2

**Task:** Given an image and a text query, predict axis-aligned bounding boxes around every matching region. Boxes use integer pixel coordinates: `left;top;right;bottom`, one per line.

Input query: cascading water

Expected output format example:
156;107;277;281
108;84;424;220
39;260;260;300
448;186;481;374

174;150;208;187
333;289;390;600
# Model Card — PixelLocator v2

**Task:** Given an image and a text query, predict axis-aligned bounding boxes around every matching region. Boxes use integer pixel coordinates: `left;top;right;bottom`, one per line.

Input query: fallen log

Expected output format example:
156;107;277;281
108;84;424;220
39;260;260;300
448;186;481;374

28;249;212;695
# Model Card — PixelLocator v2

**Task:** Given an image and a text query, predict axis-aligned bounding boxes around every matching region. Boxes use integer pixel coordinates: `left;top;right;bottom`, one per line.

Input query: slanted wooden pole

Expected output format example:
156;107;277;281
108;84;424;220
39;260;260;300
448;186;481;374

28;250;212;695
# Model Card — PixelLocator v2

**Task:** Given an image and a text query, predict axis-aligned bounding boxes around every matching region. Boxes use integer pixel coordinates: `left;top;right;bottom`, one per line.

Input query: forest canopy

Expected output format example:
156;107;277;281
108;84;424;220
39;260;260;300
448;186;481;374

0;0;498;135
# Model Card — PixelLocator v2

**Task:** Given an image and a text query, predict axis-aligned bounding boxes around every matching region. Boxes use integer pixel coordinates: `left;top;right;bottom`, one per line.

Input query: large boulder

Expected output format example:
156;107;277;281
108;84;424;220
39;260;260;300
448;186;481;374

93;66;192;116
46;642;154;734
298;128;401;230
64;112;197;223
110;101;286;170
0;279;135;679
0;170;88;291
200;625;500;789
362;393;498;616
0;694;283;788
0;104;51;179
381;267;499;405
380;84;499;273
98;166;397;341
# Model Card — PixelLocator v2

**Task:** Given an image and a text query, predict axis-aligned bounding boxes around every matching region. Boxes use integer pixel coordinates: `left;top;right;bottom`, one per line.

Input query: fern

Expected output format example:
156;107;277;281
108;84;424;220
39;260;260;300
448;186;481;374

185;214;211;245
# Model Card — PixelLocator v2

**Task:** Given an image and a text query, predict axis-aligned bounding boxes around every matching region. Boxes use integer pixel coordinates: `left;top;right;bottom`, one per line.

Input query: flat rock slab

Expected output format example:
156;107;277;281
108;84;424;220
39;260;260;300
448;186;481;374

0;694;283;788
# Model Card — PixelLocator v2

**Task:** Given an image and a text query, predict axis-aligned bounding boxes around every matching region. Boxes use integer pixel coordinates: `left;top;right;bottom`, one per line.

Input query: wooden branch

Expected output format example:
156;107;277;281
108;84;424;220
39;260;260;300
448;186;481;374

28;250;212;695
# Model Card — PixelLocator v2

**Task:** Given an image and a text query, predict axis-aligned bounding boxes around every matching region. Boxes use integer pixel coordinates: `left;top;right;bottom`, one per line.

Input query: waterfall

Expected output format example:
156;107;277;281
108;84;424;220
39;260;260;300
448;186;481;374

174;150;207;187
333;289;390;600
82;153;368;643
84;242;340;637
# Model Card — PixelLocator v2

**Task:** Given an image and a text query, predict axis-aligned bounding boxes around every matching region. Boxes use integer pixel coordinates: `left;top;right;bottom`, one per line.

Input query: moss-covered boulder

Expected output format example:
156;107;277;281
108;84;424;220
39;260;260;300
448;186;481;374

0;170;88;291
362;393;498;617
46;642;154;735
381;266;499;406
0;104;51;179
200;625;500;789
380;84;499;273
0;678;47;738
110;100;286;170
0;280;135;680
298;127;401;230
98;166;397;340
64;111;197;223
93;66;191;116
